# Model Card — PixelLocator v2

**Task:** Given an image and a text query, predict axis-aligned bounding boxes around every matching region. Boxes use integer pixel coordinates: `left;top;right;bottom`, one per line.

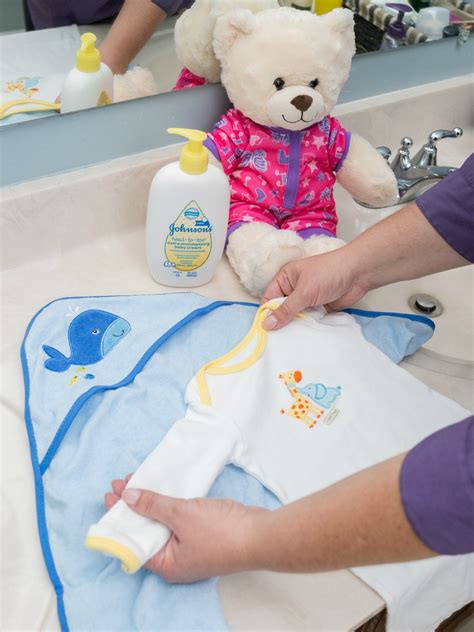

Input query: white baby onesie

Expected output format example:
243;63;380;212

86;303;473;631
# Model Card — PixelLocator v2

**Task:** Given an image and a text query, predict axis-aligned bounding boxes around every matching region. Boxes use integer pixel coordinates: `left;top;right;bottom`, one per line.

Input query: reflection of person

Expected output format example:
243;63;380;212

104;155;473;582
26;0;194;74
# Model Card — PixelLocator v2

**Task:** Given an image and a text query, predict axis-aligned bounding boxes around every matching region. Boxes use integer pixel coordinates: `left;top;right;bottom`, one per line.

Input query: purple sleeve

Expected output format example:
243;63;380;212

400;416;474;555
151;0;194;14
416;153;474;263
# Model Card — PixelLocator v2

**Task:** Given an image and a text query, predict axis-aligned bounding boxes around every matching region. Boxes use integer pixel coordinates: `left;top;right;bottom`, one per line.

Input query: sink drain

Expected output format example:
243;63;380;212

408;294;443;317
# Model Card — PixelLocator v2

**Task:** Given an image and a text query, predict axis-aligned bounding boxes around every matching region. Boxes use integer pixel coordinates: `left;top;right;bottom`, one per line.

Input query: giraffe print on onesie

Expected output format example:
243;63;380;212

279;370;342;428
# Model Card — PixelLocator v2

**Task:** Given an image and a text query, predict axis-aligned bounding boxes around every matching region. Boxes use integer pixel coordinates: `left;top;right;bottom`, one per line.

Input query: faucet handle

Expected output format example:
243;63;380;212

376;146;392;161
391;137;412;172
400;137;413;151
428;127;463;145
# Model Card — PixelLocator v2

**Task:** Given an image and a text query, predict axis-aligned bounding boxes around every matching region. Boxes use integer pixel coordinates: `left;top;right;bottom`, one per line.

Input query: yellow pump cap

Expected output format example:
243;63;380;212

76;33;100;73
168;128;209;175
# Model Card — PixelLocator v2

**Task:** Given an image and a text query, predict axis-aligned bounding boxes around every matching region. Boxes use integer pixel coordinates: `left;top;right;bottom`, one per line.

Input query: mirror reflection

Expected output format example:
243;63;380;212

0;0;472;124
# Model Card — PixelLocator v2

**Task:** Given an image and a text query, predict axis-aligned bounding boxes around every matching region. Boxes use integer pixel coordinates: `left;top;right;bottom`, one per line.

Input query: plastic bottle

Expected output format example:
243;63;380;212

381;4;412;48
146;128;230;287
415;7;450;40
311;0;342;14
61;33;113;114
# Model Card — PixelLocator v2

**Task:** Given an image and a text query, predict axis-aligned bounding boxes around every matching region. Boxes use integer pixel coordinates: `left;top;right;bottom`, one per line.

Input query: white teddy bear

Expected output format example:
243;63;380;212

174;0;279;89
176;5;399;297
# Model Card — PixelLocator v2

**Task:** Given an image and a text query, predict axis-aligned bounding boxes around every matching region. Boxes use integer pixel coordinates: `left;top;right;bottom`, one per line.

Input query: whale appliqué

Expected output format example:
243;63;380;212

43;309;131;373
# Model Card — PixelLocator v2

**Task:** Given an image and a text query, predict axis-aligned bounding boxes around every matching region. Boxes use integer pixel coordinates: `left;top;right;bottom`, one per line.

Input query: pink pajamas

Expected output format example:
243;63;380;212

173;67;207;91
204;109;350;238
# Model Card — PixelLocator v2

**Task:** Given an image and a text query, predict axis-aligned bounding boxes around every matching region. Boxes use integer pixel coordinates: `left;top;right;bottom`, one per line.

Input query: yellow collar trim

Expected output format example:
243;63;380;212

0;98;60;120
196;302;306;406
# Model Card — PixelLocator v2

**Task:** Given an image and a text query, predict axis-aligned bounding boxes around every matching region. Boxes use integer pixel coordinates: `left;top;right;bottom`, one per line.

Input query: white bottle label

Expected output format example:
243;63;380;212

164;200;212;276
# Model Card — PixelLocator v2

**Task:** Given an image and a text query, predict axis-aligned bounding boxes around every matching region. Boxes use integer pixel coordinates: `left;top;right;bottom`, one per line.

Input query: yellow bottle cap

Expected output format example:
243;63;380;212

168;128;209;175
76;33;100;73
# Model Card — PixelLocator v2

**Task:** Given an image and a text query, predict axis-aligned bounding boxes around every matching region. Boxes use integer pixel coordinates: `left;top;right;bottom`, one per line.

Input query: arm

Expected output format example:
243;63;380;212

262;152;473;330
111;417;473;582
99;0;167;74
261;201;469;330
112;450;434;582
336;134;399;207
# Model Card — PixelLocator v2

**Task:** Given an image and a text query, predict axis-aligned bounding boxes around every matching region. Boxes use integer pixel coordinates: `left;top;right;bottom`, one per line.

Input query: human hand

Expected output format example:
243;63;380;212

105;477;267;582
261;247;369;330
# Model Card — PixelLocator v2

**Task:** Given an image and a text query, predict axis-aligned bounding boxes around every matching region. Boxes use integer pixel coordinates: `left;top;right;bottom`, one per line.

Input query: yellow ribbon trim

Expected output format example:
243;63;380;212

0;98;60;120
196;302;306;406
85;535;141;574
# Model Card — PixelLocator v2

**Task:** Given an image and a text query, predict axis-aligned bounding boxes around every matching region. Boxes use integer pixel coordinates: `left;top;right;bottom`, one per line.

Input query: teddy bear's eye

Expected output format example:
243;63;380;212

91;328;100;335
273;77;285;91
309;78;319;89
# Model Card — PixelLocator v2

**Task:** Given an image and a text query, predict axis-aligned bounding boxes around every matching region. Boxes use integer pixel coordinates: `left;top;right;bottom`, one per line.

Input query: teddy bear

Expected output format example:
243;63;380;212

175;5;399;297
173;0;279;91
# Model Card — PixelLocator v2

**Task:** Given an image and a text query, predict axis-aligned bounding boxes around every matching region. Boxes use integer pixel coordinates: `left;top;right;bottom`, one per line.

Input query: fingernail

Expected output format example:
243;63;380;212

263;315;277;330
123;489;141;505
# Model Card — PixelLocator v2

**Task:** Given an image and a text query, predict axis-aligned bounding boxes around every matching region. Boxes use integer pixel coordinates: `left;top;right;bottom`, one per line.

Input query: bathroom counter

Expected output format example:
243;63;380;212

2;75;472;631
1;227;388;631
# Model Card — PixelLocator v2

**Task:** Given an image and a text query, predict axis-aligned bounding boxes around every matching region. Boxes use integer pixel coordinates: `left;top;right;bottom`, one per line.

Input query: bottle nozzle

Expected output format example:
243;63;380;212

76;32;100;73
168;128;209;175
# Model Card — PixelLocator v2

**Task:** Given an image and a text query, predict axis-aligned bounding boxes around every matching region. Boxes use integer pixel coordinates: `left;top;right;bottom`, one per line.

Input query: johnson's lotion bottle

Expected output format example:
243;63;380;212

61;33;113;113
146;128;230;287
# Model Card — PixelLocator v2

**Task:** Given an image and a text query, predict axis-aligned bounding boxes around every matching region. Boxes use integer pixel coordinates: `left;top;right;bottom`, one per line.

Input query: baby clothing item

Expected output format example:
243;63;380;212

86;301;472;631
173;67;207;91
204;108;350;238
0;26;80;124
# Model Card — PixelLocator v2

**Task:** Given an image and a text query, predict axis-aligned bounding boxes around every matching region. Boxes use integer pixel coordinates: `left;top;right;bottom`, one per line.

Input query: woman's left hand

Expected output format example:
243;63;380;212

105;477;267;582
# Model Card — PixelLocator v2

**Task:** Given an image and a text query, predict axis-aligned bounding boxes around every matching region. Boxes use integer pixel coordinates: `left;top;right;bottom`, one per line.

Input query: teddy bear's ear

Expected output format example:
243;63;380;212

319;7;354;37
213;9;257;61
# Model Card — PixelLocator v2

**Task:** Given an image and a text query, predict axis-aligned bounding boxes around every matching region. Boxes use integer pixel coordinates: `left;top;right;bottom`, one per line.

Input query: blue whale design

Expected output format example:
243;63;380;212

43;309;131;372
298;383;341;409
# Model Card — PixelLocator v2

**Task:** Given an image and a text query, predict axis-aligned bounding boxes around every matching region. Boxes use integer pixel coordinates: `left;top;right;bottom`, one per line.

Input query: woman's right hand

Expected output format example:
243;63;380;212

261;246;370;331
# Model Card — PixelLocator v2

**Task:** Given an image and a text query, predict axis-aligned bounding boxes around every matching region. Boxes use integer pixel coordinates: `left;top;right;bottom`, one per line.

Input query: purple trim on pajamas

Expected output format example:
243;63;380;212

226;221;245;240
297;227;335;239
283;131;303;210
204;138;221;162
400;416;474;555
334;131;351;173
416;153;474;263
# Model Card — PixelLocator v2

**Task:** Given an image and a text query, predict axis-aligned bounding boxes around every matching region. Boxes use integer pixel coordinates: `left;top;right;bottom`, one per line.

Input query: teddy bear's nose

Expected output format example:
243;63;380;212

290;95;313;112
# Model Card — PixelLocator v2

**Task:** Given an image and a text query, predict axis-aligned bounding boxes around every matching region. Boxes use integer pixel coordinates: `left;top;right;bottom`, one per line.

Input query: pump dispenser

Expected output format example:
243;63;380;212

381;4;411;48
61;32;113;113
146;128;230;287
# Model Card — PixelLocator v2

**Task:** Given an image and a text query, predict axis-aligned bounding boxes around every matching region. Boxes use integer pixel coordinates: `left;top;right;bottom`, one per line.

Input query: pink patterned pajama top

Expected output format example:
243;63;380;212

173;68;207;91
204;108;351;239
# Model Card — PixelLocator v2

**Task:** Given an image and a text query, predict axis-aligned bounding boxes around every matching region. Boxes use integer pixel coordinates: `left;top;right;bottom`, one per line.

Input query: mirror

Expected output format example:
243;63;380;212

0;0;472;125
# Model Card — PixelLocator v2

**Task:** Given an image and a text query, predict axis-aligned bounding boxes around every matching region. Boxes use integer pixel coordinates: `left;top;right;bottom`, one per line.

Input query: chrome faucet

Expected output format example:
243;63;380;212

357;127;463;207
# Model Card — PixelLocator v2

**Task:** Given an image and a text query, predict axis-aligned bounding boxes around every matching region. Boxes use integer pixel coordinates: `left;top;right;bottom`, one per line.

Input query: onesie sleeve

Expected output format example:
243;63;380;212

400;416;474;555
204;109;251;175
327;116;351;173
86;382;241;573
